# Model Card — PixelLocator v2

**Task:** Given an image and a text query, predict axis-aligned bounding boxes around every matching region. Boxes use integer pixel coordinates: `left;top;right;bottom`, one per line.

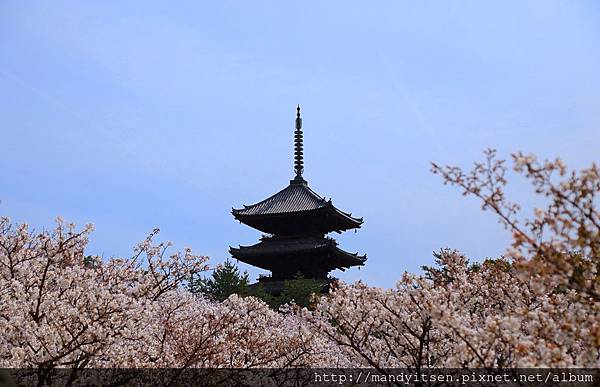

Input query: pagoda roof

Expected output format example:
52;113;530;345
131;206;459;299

232;178;363;234
233;179;326;216
229;235;366;271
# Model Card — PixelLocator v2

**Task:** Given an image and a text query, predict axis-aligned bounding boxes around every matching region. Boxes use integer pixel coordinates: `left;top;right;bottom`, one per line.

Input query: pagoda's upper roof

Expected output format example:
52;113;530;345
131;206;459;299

233;178;327;216
232;178;363;235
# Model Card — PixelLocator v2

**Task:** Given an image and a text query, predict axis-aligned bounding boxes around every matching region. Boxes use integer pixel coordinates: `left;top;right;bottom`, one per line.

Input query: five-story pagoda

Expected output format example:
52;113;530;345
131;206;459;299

230;106;366;293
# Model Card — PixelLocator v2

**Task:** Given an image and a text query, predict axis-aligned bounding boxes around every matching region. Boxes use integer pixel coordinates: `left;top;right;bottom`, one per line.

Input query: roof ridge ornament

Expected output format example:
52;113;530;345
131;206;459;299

291;105;306;185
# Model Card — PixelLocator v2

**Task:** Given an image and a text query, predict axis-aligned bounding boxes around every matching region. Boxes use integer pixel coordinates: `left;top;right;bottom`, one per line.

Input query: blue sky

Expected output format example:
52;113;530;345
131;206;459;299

1;1;599;288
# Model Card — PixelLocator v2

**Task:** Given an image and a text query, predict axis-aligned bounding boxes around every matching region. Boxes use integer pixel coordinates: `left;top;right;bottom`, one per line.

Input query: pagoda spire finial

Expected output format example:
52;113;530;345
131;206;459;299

293;105;304;180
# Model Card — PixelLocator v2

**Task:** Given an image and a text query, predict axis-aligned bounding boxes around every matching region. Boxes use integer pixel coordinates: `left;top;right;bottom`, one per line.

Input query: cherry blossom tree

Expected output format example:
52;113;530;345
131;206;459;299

1;148;597;381
431;149;598;365
0;217;332;385
310;150;598;370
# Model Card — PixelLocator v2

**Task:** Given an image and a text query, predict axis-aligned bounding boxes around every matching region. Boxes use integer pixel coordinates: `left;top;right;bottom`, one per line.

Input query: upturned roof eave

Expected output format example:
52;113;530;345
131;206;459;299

232;202;363;228
229;241;366;266
231;180;362;224
328;202;364;226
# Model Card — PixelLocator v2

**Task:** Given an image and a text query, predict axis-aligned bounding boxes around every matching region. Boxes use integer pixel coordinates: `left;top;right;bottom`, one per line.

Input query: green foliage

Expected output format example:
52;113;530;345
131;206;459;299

83;255;98;268
246;275;325;310
278;275;324;309
189;260;250;302
189;261;325;310
421;249;457;285
422;249;511;285
422;249;474;285
243;284;275;306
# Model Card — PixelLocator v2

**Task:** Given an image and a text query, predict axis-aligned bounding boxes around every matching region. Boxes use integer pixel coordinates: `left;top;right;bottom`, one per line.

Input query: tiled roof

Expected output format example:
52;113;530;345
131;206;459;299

232;180;363;227
233;181;328;216
233;235;333;255
230;235;367;266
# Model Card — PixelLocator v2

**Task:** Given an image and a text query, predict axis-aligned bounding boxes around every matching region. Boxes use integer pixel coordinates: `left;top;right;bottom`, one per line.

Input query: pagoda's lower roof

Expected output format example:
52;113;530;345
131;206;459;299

229;235;366;271
232;178;363;235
